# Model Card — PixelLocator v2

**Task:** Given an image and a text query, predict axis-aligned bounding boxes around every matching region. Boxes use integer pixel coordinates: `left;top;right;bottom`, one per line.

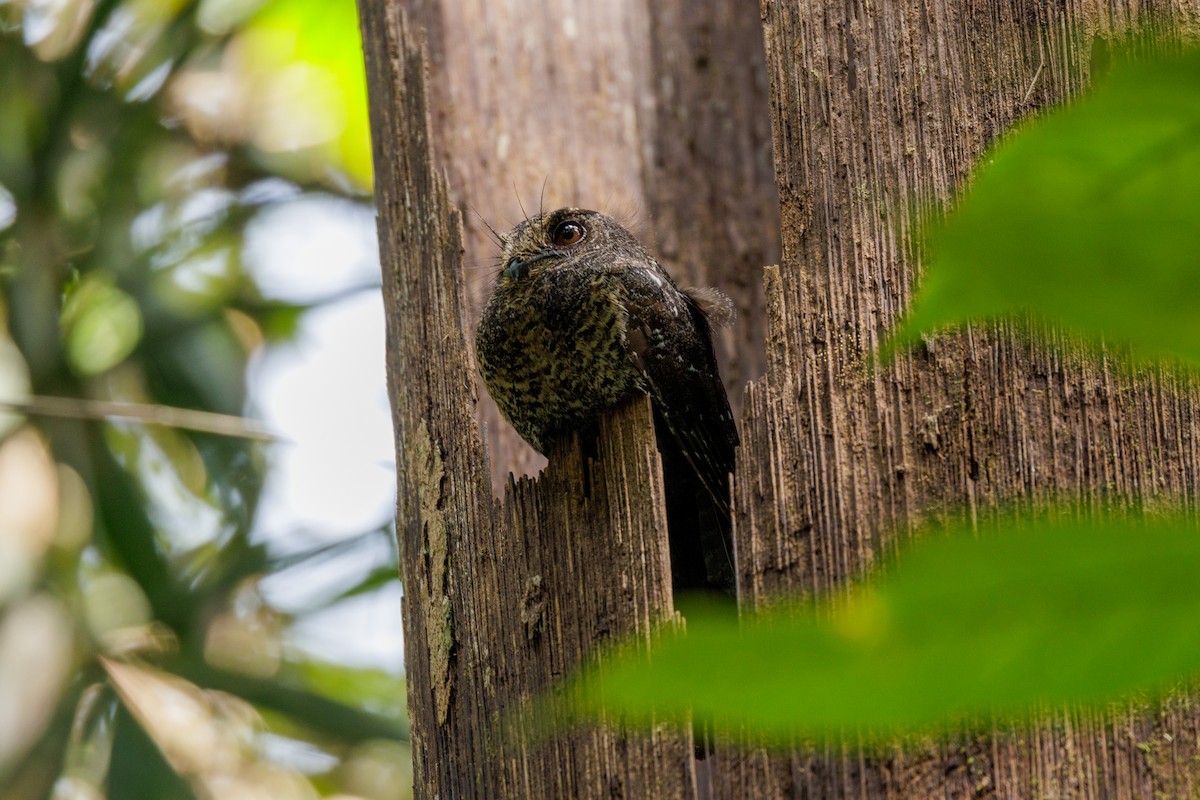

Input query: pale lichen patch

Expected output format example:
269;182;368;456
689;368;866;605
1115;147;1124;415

410;419;455;724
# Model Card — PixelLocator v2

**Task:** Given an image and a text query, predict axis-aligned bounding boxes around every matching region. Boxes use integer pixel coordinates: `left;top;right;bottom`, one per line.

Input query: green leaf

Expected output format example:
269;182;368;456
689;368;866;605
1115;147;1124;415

573;518;1200;740
241;0;372;189
61;272;144;376
892;47;1200;367
289;658;408;724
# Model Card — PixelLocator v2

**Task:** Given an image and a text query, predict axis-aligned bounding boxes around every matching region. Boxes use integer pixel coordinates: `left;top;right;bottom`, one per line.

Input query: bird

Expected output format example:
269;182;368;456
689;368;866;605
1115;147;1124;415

475;207;739;596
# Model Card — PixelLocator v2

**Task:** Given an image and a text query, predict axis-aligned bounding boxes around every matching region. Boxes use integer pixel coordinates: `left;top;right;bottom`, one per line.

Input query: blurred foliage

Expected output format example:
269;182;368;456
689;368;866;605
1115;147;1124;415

892;45;1200;367
580;43;1200;746
575;516;1200;741
0;0;405;798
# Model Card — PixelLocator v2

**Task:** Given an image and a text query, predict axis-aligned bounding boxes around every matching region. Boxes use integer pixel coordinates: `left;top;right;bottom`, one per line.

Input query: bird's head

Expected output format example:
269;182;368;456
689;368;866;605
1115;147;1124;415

497;208;643;283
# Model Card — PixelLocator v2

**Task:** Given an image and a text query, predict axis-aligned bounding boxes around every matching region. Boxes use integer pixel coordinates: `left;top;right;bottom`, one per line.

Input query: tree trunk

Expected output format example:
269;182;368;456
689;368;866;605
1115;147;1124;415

359;8;699;798
725;2;1200;797
359;0;1200;797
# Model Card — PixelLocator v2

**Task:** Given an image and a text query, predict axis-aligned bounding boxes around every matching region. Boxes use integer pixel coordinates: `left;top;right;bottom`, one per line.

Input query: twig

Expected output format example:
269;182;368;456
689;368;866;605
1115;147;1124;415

0;395;275;441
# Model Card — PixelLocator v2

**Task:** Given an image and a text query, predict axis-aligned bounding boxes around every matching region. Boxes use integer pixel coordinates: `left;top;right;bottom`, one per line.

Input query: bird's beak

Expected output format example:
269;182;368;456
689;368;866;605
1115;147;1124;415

503;251;555;280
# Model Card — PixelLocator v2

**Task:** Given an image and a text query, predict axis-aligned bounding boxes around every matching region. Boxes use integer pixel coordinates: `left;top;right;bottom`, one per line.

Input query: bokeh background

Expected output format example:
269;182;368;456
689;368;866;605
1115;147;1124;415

0;0;408;797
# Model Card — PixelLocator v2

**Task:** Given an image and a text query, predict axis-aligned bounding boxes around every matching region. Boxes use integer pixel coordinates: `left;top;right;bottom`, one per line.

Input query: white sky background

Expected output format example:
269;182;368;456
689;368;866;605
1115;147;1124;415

243;195;404;672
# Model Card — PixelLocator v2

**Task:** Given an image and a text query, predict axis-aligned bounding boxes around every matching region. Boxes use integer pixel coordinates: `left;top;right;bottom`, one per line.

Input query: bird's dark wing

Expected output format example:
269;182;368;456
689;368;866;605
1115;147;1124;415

620;266;739;514
620;265;739;594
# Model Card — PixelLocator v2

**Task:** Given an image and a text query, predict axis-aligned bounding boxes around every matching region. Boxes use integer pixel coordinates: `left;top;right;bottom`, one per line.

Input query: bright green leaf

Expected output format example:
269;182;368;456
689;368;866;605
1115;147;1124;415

240;0;372;190
573;518;1200;740
892;48;1200;367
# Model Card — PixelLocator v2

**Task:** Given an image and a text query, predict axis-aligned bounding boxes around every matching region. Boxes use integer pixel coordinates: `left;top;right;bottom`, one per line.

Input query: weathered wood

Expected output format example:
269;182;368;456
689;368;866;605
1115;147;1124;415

642;0;781;401
358;5;696;797
723;2;1200;797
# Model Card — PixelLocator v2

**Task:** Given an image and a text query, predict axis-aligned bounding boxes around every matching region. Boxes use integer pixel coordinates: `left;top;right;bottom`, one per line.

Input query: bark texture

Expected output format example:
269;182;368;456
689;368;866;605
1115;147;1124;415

723;1;1200;797
359;6;695;798
361;0;1200;797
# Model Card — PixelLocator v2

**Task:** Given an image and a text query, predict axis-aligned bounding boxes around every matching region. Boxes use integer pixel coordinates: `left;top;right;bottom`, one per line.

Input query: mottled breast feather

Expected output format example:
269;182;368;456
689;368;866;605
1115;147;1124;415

476;262;644;454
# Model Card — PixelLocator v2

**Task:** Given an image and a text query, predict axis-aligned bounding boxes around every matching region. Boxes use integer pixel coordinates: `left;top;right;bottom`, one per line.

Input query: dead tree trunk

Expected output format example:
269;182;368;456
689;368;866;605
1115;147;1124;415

359;0;1200;797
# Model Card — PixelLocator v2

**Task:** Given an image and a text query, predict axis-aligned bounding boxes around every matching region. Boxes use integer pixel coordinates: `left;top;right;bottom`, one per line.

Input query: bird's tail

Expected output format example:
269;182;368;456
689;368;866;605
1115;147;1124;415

654;412;736;597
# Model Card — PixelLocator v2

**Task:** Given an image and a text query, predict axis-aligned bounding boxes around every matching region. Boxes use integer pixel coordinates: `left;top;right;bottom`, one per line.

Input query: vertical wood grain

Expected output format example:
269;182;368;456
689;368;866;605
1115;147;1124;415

359;6;695;797
725;2;1200;797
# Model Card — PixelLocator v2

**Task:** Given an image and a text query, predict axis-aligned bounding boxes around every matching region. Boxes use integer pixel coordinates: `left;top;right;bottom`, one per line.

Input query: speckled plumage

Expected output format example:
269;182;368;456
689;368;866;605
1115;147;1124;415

476;208;739;594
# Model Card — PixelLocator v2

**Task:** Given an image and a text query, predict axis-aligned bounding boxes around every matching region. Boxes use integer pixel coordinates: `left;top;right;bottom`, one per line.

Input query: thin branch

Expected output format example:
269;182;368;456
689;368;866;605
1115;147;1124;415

0;395;275;441
172;656;409;744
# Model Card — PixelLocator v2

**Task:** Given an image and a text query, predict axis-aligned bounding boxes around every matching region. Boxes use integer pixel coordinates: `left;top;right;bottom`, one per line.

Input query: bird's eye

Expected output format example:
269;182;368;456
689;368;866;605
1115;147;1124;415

551;220;586;247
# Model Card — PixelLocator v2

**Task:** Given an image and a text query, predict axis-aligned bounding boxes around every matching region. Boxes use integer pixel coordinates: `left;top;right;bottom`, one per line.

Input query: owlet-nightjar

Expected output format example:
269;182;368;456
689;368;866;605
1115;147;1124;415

476;208;738;595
